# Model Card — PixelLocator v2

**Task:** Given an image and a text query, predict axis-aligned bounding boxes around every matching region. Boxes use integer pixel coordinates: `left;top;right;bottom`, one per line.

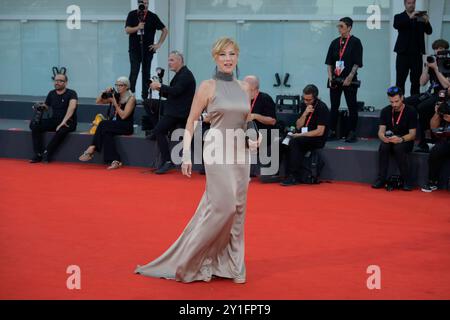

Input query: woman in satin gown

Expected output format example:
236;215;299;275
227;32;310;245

135;38;261;283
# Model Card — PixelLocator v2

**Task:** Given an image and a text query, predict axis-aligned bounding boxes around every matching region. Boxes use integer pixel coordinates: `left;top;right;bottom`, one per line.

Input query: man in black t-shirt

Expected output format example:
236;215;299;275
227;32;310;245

125;0;168;100
325;17;363;143
372;87;417;191
29;73;78;163
281;85;330;186
421;105;450;192
404;39;450;152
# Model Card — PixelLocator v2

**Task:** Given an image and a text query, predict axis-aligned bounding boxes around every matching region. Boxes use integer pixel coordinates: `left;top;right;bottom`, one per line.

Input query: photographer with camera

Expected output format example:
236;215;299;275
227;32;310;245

325;17;363;143
78;77;136;170
421;99;450;192
372;87;417;191
405;39;450;152
394;0;432;96
29;73;78;163
280;85;330;186
125;0;168;100
148;51;196;174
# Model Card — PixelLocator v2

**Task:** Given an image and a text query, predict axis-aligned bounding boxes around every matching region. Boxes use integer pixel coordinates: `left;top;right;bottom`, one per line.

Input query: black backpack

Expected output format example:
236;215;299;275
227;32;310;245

299;150;324;184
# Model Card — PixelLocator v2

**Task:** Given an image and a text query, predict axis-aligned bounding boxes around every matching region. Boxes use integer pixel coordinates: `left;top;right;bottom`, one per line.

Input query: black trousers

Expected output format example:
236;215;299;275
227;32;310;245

405;94;438;143
329;85;359;132
428;140;450;182
30;118;76;157
377;141;414;183
92;120;133;163
153;115;187;163
396;53;423;96
286;136;325;179
129;49;154;100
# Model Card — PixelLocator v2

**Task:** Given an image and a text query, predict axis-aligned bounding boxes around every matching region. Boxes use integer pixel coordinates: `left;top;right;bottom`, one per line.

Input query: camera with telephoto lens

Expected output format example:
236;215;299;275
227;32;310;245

329;77;361;88
148;67;165;85
437;89;450;116
101;88;120;101
138;0;146;13
31;102;48;125
427;50;450;77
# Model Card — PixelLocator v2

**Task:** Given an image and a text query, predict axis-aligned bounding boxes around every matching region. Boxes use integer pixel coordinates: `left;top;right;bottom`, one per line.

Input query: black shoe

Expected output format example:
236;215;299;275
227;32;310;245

199;166;206;175
328;130;338;141
402;184;414;191
421;182;438;193
154;161;175;174
42;151;49;163
29;154;42;163
345;131;357;143
416;142;429;153
372;178;386;189
280;176;300;186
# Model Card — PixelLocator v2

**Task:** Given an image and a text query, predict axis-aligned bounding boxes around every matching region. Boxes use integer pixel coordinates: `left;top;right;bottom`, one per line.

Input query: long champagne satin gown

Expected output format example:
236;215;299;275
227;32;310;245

135;76;251;283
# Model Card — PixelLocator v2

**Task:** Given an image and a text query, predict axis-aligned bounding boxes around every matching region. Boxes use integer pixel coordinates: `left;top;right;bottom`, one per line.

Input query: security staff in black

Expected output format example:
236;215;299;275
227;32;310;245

29;73;78;163
325;17;363;143
394;0;432;96
125;0;168;100
281;85;330;186
373;87;418;191
149;51;196;174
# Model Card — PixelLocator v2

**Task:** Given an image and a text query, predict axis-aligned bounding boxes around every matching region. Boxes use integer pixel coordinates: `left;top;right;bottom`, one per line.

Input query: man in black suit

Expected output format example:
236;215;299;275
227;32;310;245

149;51;196;174
394;0;432;96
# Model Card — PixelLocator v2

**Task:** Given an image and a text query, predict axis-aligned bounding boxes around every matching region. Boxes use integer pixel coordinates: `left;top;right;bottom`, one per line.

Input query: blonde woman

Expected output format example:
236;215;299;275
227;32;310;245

79;76;136;169
135;38;261;283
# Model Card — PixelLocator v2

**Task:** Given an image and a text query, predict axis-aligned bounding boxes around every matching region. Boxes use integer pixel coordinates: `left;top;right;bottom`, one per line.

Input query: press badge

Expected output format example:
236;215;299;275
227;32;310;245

335;60;345;76
301;127;309;134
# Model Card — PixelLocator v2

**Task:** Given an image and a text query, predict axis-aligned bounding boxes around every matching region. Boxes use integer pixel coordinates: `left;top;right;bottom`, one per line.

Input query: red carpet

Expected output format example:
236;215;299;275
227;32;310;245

0;158;449;300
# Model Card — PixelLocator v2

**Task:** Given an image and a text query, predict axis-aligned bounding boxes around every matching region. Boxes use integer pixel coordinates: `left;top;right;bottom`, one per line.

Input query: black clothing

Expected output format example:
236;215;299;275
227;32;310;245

159;66;196;118
394;11;433;96
125;10;165;98
428;140;450;183
379;104;418;137
153;115;186;163
325;36;363;132
92;102;134;163
325;35;363;80
405;94;438;143
298;99;330;145
251;91;277;145
45;89;78;122
30;89;78;158
377;141;415;183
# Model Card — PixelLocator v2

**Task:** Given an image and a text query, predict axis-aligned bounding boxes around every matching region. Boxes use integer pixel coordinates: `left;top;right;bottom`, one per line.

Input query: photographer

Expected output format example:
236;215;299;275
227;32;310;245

125;0;168;100
421;103;450;192
148;51;196;174
325;17;363;143
78;77;136;170
280;85;330;186
372;87;417;191
29;73;78;163
394;0;432;96
405;39;450;152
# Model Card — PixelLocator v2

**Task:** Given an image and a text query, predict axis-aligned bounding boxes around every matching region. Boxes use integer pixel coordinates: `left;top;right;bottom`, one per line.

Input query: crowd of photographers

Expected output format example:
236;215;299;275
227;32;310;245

28;0;450;192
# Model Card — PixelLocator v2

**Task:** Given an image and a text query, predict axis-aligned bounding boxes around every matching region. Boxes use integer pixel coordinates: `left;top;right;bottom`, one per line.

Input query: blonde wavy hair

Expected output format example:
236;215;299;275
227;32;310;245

211;37;240;59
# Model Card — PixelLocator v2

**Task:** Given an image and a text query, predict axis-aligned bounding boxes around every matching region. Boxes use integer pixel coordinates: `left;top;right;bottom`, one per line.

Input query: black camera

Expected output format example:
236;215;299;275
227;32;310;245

138;0;146;12
385;130;394;138
329;77;361;88
31;102;48;125
437;89;450;116
386;175;403;192
427;50;450;77
101;89;120;101
148;67;165;85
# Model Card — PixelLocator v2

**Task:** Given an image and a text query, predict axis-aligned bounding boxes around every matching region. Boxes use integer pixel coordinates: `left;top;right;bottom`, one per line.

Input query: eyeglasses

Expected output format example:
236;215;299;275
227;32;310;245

115;84;126;87
54;79;66;83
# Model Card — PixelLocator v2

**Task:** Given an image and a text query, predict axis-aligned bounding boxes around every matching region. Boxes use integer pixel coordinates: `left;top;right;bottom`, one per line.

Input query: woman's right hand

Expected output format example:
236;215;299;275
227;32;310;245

181;161;192;178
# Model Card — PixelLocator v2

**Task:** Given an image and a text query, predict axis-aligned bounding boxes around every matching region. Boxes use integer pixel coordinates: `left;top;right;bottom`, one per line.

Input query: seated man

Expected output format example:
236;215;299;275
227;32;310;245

405;39;450;152
372;86;417;191
421;103;450;192
29;73;78;163
243;75;277;176
148;51;196;174
281;84;330;186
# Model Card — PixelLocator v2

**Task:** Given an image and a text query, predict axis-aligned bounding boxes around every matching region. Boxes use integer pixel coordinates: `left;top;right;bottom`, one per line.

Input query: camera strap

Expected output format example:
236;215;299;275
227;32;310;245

250;91;260;112
392;105;405;127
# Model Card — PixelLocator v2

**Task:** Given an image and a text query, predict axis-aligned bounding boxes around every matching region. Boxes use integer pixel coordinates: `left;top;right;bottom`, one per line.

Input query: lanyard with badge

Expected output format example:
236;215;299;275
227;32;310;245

335;36;351;77
137;10;148;36
392;106;405;128
301;101;318;134
250;91;260;113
